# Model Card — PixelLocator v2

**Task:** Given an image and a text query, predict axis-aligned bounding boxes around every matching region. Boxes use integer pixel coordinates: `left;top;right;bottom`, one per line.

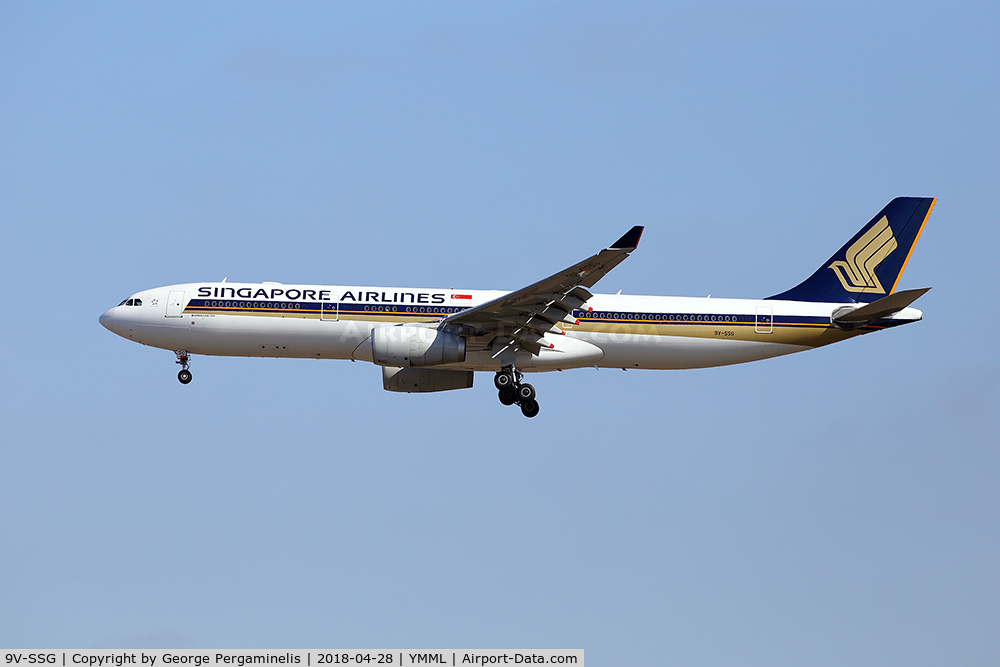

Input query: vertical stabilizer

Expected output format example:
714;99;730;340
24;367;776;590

767;197;935;303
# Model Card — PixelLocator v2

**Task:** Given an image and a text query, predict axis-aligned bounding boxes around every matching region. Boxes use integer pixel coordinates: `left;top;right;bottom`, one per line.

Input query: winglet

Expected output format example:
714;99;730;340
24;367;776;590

610;226;644;250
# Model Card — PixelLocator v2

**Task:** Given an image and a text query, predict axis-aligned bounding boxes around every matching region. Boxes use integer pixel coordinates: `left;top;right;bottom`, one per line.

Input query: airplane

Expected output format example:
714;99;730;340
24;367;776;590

100;197;935;418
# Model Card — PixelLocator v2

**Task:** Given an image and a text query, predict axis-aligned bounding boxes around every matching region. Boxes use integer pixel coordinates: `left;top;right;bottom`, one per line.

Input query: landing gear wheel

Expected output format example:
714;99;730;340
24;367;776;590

174;350;192;384
520;399;539;418
498;387;517;406
517;383;536;401
495;371;515;389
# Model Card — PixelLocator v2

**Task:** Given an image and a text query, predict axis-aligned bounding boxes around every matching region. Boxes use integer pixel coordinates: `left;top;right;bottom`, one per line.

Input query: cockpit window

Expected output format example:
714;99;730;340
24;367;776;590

119;298;142;306
133;299;142;306
119;299;128;306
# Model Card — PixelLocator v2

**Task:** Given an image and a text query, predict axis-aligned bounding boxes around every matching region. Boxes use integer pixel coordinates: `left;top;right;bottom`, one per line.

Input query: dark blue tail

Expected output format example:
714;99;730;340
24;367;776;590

767;197;935;304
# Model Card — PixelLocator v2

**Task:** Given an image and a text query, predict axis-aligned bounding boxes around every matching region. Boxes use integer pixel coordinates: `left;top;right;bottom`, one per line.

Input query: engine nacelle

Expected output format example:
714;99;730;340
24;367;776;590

371;325;466;367
382;366;474;393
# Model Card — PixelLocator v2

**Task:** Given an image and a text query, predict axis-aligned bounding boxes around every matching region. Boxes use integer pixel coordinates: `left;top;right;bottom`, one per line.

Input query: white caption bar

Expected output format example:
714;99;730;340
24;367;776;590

1;651;583;667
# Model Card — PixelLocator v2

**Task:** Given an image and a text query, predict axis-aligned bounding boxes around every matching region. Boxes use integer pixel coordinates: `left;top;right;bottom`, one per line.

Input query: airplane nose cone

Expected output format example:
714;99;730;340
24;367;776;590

100;308;116;333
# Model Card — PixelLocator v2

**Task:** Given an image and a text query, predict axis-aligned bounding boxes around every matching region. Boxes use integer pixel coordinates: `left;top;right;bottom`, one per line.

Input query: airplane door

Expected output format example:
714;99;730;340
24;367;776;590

755;306;773;334
165;290;186;318
321;301;339;321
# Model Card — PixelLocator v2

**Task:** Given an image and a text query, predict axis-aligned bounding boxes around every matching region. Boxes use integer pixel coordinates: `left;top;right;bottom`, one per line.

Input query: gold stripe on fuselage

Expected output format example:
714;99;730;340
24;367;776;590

185;305;869;348
568;319;862;347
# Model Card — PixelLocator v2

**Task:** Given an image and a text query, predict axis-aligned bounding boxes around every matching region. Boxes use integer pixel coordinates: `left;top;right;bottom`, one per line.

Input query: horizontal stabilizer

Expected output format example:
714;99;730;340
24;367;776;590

832;287;930;324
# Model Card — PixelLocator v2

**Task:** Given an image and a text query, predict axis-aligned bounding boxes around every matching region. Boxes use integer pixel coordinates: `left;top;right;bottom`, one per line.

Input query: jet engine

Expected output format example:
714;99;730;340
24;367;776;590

371;325;466;367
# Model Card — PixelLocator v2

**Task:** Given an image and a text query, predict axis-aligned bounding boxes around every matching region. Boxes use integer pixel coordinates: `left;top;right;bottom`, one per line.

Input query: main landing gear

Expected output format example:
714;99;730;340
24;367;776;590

494;367;539;418
175;350;192;384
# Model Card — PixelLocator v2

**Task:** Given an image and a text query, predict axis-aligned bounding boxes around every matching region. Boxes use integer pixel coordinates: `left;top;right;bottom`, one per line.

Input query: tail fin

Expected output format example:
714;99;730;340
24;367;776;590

767;197;935;303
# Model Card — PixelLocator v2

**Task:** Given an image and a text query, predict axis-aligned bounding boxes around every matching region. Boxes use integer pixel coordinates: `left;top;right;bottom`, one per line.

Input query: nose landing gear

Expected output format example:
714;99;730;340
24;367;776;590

175;350;192;384
494;366;539;418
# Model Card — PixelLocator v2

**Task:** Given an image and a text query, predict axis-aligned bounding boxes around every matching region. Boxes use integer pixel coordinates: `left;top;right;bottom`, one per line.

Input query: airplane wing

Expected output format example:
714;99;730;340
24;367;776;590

438;226;644;355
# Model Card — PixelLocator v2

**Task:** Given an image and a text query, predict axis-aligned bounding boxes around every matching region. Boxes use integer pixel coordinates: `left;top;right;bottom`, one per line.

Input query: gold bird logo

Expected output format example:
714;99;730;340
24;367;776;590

829;215;897;294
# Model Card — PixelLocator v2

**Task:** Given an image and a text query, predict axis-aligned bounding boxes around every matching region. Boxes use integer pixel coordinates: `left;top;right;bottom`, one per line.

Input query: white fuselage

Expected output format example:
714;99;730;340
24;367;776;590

100;281;921;373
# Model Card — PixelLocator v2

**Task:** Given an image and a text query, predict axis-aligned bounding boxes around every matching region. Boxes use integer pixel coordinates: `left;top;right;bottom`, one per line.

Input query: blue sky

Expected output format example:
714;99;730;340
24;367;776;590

1;2;998;663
